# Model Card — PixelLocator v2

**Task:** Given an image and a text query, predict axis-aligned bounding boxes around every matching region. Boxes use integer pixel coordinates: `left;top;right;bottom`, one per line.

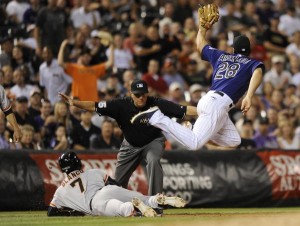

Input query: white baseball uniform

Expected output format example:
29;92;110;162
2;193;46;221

50;169;159;217
147;91;241;150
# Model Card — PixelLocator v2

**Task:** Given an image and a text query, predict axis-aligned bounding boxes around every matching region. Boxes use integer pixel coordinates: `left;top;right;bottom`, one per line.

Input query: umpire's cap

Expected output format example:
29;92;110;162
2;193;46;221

131;79;149;94
233;35;251;56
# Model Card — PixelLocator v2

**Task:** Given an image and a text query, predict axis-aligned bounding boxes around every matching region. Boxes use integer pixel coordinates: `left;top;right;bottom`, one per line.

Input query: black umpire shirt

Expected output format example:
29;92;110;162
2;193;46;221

95;96;187;147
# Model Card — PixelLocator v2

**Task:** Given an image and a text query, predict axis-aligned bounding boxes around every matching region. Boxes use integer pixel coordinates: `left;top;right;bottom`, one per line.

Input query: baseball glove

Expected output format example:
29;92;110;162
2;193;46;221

198;3;219;30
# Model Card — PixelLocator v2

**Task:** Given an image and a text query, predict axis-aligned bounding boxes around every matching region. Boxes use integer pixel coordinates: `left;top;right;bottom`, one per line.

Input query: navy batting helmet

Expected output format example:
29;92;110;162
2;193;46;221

58;152;82;174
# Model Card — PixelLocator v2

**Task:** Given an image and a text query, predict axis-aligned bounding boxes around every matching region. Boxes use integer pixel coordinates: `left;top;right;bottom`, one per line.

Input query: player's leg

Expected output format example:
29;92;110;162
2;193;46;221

145;96;226;150
114;144;143;188
142;136;165;195
92;185;157;217
93;198;134;217
209;115;241;148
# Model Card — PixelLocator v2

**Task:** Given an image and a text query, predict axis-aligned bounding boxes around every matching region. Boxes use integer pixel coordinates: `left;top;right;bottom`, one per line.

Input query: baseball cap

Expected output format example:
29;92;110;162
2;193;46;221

169;82;182;92
16;96;28;103
30;88;41;97
233;35;251;56
189;84;203;93
271;55;285;64
131;79;149;94
91;30;99;38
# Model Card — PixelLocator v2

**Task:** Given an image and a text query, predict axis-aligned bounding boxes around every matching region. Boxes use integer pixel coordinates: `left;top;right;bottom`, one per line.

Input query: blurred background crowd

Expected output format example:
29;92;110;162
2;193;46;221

0;0;299;151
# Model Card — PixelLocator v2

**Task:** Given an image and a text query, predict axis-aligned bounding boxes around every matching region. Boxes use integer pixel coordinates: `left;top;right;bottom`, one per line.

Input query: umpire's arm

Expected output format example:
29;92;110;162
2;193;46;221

59;93;95;112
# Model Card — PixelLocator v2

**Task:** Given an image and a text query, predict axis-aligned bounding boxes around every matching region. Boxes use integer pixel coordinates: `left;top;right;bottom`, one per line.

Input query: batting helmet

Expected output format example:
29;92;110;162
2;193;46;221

58;152;82;174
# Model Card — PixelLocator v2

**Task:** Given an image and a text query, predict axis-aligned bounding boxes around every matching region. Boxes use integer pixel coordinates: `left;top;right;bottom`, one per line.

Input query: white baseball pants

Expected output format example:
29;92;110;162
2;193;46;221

91;185;158;217
149;91;241;150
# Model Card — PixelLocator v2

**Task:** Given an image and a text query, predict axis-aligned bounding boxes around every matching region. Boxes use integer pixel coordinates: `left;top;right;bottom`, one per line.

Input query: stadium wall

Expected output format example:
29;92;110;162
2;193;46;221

0;149;299;210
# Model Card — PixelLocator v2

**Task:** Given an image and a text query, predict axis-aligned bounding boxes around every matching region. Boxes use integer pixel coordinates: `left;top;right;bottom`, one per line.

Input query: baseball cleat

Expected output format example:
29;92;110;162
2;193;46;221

132;198;157;217
156;194;186;208
130;106;159;125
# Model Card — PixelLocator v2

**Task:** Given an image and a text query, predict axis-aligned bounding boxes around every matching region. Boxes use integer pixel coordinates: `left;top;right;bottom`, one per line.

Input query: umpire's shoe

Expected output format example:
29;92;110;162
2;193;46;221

132;198;157;217
156;194;186;208
131;106;159;125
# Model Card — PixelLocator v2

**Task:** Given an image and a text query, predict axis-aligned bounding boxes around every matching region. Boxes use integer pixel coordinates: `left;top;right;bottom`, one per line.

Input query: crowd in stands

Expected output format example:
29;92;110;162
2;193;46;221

0;0;300;151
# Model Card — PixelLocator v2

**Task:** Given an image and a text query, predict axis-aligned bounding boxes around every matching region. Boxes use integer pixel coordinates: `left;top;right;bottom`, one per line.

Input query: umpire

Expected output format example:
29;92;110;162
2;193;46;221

59;79;197;195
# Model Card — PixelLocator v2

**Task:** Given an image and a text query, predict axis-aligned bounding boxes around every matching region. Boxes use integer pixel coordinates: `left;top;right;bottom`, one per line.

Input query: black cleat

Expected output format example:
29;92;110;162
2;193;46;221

131;106;159;125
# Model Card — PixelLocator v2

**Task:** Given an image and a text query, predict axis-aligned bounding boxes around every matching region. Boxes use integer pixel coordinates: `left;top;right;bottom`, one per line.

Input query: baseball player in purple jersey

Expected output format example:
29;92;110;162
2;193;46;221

0;84;22;143
48;152;186;217
131;26;264;150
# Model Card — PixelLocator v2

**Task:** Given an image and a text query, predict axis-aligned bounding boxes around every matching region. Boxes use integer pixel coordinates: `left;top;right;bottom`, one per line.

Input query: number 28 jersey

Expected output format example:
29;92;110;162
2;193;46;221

49;169;106;215
201;45;264;104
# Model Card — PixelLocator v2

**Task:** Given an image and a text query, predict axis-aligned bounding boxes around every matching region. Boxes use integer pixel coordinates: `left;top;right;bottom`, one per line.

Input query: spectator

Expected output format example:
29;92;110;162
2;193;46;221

13;96;38;131
28;88;42;117
123;22;145;56
286;30;300;61
35;0;69;56
277;120;300;149
23;0;40;25
18;124;37;150
0;115;10;149
34;99;52;133
39;46;72;105
167;82;185;104
70;0;100;29
58;39;114;101
106;33;134;79
183;17;197;42
159;18;182;58
6;0;30;24
219;1;247;36
262;13;288;56
10;68;36;99
278;6;300;37
49;124;69;150
162;57;185;87
256;0;275;29
269;89;286;112
182;60;212;87
142;59;168;97
266;107;279;135
238;118;256;150
44;101;72;147
261;81;274;110
283;84;300;108
172;0;193;26
135;26;163;73
264;55;292;89
11;45;35;81
253;117;279;149
120;70;135;97
1;65;14;89
89;30;108;65
289;55;300;87
188;84;205;107
90;119;121;151
0;37;13;67
64;31;87;63
71;110;101;150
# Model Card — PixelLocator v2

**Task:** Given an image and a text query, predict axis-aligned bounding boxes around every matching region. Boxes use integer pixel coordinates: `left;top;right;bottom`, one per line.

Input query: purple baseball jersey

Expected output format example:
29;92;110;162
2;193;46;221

201;45;264;103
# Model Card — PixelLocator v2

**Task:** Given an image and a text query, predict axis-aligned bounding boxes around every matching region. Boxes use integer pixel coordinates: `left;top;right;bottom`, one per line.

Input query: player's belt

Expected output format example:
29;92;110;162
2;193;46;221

89;188;102;211
214;91;234;109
